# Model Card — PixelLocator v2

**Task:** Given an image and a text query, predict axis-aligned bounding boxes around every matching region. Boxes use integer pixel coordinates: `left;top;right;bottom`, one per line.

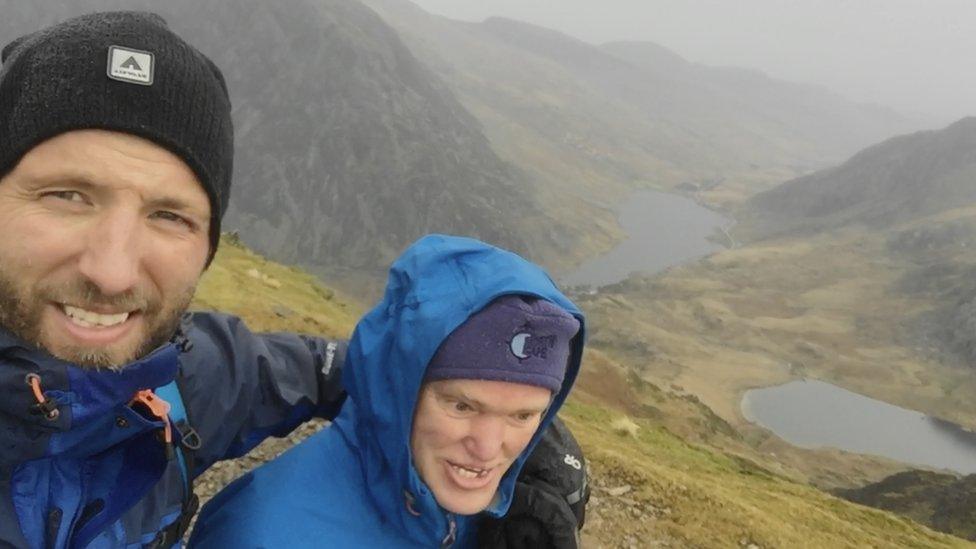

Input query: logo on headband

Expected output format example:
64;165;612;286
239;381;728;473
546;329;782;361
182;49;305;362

510;333;557;360
107;45;154;86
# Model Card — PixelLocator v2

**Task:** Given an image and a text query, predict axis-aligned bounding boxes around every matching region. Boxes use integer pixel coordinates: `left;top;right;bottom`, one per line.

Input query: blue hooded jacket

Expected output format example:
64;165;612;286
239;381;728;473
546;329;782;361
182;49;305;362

190;235;586;548
0;312;346;549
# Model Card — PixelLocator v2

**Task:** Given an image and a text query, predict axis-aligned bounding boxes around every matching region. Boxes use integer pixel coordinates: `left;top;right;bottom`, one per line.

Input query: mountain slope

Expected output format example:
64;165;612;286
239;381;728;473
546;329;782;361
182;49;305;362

601;40;911;166
359;0;916;208
0;0;582;277
739;117;976;369
744;117;976;239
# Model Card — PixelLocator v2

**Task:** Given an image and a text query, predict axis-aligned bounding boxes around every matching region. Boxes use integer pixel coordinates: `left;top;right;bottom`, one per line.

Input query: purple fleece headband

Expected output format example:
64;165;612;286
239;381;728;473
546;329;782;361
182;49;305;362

424;295;580;393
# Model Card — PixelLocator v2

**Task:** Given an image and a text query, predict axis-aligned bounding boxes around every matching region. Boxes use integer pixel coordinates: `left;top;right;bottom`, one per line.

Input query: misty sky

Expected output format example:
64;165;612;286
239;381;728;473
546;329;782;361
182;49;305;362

410;0;974;126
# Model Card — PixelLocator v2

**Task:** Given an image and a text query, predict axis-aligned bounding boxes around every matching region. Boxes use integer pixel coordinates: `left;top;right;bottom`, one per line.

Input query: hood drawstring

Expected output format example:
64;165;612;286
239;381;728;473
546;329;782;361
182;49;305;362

440;515;457;549
130;389;175;460
403;491;456;547
25;373;60;421
404;491;422;517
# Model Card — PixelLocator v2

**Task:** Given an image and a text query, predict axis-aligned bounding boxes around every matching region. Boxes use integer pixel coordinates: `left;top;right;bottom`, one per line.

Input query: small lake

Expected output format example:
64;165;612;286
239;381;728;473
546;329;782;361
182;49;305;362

742;380;976;475
561;189;731;288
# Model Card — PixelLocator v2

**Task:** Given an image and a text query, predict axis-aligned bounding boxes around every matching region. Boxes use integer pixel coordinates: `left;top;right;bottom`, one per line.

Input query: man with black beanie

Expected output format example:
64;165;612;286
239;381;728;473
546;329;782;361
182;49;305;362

0;12;349;548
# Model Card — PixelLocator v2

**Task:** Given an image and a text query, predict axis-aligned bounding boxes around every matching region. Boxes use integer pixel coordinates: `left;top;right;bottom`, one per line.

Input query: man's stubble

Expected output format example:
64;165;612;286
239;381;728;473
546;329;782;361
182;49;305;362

0;263;194;369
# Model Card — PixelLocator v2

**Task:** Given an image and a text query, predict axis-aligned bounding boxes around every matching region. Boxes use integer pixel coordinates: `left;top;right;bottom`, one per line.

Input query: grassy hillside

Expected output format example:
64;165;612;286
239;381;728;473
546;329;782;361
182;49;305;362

193;234;360;337
188;236;971;547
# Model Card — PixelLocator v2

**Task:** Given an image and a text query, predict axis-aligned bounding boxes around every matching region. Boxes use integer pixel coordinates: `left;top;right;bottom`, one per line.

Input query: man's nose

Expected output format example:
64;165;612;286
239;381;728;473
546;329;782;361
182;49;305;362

77;209;144;296
464;416;506;462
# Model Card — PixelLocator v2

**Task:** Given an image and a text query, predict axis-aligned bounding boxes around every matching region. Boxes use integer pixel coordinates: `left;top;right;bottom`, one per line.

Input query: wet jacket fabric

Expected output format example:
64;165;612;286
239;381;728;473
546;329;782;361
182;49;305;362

190;234;586;548
0;312;346;549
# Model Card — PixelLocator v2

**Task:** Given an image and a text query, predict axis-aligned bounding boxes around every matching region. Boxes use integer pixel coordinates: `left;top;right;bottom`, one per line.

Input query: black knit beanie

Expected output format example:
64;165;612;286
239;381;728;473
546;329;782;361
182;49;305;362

0;11;233;258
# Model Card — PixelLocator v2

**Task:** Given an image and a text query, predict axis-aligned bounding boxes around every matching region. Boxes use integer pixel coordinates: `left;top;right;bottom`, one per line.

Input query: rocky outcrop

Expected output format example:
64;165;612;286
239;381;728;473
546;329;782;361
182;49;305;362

837;470;976;541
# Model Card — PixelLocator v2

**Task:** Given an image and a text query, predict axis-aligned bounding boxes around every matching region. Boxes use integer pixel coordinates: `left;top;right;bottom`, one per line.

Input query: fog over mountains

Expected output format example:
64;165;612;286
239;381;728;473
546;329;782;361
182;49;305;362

362;0;916;197
2;0;922;277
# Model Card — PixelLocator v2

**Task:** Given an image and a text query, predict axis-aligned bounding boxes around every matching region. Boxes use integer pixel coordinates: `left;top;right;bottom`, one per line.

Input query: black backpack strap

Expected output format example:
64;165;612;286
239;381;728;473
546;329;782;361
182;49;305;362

146;334;204;549
478;417;590;549
144;493;199;549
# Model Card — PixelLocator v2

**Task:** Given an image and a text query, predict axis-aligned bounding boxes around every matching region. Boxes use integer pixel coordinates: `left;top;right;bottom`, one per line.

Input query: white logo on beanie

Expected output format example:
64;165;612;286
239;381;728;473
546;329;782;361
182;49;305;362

510;332;558;360
510;333;531;359
107;46;154;86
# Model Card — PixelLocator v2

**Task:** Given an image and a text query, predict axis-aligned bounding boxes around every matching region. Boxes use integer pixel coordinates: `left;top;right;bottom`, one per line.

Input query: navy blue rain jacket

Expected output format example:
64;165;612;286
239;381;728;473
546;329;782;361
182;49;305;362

0;312;346;548
189;235;586;548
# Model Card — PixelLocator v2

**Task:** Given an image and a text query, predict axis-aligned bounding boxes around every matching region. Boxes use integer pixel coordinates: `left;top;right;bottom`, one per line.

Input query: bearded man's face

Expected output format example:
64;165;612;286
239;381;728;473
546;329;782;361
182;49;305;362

0;130;211;369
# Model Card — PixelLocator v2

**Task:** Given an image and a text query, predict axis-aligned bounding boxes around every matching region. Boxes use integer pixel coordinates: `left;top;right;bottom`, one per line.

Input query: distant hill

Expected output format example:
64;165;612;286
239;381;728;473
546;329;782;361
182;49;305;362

601;40;912;164
0;0;580;278
360;0;916;207
837;470;976;541
744;117;976;239
740;117;976;369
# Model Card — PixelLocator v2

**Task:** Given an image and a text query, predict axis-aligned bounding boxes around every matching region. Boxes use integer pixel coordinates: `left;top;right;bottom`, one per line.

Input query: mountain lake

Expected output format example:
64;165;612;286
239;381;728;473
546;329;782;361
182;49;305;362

563;189;976;474
742;379;976;475
560;189;731;288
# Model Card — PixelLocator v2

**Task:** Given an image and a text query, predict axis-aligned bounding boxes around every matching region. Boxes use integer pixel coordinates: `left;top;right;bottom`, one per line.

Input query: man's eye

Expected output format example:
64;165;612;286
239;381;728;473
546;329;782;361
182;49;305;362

514;412;538;422
46;190;87;203
152;211;193;228
453;401;473;413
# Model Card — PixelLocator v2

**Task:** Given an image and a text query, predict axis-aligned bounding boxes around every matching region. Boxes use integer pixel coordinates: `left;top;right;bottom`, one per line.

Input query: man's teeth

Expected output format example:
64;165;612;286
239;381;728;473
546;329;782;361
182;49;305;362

451;464;488;479
63;305;130;328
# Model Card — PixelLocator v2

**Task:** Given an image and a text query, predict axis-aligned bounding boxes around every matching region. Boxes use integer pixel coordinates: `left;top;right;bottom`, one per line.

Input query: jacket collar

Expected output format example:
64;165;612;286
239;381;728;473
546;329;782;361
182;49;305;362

0;328;179;463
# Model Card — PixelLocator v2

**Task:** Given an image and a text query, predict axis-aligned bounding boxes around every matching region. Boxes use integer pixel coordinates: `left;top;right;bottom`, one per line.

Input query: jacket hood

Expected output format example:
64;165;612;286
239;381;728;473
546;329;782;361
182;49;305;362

334;234;585;543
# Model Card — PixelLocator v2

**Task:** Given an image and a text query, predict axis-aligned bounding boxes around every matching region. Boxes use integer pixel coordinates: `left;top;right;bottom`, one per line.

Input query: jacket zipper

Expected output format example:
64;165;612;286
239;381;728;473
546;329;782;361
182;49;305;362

63;460;95;549
46;508;62;549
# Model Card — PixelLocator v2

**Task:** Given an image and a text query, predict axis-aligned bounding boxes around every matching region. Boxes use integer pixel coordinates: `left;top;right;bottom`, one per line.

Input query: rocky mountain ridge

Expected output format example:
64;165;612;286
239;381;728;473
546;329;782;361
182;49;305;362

360;0;917;209
745;117;976;239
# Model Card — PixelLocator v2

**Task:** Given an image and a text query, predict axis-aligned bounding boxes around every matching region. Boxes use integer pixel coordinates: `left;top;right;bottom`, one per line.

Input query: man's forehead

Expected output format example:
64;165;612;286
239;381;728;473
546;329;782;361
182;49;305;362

21;129;193;172
13;130;208;206
428;379;552;411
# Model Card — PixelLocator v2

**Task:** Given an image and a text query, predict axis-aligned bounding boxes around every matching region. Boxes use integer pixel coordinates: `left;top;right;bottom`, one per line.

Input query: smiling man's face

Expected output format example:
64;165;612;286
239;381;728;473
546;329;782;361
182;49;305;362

0;129;211;368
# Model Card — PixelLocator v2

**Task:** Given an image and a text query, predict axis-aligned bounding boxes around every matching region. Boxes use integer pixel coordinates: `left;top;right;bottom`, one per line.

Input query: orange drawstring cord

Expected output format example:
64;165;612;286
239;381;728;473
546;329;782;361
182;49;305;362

131;390;173;447
25;373;60;420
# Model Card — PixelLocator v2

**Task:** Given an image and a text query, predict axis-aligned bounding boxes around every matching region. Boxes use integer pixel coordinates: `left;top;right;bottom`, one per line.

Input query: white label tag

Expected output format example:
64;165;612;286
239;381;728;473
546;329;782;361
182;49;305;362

107;46;154;86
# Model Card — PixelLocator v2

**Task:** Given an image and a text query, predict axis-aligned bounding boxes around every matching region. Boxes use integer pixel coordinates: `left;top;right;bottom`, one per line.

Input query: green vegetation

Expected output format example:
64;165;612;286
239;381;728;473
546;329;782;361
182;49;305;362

565;400;968;548
193;235;361;337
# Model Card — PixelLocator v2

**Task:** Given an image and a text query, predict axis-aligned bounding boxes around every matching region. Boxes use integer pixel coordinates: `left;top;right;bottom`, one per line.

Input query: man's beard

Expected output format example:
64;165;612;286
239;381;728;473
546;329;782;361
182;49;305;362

0;265;193;370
